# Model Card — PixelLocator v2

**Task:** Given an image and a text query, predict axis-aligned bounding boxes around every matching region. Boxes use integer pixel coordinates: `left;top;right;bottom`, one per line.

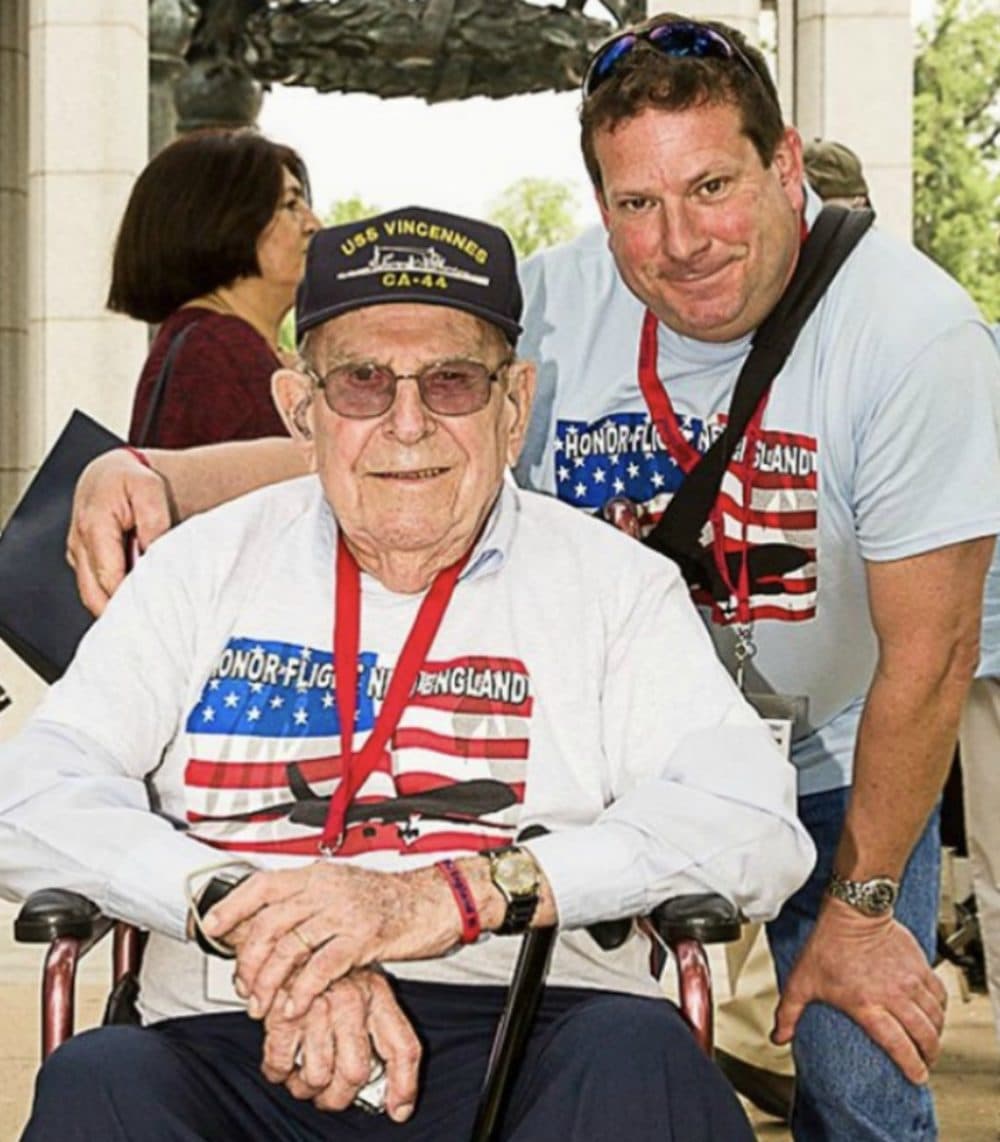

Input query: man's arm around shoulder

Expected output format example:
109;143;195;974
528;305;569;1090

68;437;305;615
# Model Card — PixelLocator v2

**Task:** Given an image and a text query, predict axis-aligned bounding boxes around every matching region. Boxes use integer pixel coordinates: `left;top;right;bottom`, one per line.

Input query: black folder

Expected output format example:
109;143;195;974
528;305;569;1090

0;411;123;682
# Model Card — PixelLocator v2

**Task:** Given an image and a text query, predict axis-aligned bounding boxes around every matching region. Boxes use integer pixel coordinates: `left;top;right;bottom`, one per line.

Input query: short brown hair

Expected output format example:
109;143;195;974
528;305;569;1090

580;13;784;194
107;129;310;322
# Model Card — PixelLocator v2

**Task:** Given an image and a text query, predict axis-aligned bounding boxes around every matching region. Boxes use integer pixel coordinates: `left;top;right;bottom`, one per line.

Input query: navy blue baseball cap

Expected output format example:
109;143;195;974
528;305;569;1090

296;206;523;344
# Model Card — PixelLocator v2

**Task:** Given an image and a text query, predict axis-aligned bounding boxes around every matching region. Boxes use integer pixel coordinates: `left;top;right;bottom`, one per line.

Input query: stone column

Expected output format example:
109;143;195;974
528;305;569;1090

794;0;912;238
646;0;912;239
648;0;761;40
27;0;149;467
0;0;30;520
645;1;787;141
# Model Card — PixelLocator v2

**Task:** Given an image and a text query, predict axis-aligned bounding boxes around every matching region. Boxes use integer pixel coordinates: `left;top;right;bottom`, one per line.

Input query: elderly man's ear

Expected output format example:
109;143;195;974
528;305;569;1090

504;359;536;468
272;368;318;460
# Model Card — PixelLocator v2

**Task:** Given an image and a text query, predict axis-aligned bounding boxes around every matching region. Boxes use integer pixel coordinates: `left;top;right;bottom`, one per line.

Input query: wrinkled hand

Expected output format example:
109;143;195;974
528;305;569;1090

262;968;421;1123
204;863;460;1019
66;448;173;615
772;897;947;1084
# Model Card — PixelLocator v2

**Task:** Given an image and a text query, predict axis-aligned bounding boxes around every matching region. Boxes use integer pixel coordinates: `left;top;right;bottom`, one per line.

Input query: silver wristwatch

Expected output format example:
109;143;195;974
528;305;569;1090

826;873;899;917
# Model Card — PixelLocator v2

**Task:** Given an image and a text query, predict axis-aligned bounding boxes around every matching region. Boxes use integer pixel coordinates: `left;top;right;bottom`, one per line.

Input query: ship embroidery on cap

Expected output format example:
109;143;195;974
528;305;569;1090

338;244;491;288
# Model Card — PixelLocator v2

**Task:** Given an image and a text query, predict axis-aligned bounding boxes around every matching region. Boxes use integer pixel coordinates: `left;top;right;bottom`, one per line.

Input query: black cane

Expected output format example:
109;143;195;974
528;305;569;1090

469;826;555;1142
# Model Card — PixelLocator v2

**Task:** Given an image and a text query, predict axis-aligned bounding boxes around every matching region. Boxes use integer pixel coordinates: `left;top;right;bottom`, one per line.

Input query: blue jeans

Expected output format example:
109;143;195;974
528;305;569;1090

767;786;941;1142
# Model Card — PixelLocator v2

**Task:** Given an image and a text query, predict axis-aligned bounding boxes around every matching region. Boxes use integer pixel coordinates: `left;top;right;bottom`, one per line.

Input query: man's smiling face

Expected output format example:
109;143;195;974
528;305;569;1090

304;303;533;565
595;101;805;342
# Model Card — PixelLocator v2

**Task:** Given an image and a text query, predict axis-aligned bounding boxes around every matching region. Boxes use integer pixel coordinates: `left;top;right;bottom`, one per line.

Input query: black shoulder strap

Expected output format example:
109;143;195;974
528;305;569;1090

642;205;874;597
133;320;199;448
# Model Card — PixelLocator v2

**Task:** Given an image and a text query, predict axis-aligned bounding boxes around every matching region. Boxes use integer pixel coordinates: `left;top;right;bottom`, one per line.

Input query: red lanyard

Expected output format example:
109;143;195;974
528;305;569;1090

321;533;471;852
637;309;768;624
638;310;702;473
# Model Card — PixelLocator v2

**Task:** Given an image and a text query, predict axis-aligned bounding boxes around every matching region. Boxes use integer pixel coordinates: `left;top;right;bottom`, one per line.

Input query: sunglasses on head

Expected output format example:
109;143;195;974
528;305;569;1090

583;19;773;104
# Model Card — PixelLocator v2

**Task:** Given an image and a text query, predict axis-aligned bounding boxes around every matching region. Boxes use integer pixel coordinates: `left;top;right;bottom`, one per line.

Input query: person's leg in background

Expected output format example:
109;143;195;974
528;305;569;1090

713;923;795;1121
959;676;1000;1040
0;643;47;744
767;786;940;1142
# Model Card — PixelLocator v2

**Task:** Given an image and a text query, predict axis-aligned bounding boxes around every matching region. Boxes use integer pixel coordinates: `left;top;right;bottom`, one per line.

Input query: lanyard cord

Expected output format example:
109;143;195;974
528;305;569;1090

636;309;769;625
321;533;472;852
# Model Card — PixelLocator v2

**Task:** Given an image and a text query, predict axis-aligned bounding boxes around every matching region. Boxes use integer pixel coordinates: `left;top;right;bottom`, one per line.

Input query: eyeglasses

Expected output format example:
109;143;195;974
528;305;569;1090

305;357;513;419
583;20;773;103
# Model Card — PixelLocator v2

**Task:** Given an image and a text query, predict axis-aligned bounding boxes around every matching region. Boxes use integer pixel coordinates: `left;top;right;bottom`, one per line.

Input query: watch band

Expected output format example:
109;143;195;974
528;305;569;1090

496;890;539;936
826;873;899;917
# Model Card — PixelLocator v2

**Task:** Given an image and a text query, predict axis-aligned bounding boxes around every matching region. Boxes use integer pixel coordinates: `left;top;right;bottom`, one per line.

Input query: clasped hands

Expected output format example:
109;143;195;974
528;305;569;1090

261;966;420;1122
202;862;462;1120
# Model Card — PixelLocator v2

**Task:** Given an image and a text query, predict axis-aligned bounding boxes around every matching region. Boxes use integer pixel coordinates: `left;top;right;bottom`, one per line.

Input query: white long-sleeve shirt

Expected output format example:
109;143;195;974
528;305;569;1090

0;476;814;1021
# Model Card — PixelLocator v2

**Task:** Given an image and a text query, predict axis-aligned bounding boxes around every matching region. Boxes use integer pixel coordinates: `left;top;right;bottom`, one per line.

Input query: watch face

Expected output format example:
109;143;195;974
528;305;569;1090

493;850;540;896
866;880;897;914
829;875;898;917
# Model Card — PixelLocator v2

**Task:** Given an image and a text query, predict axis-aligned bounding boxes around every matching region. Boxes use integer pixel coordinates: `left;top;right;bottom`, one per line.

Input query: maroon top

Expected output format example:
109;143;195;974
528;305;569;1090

127;307;288;448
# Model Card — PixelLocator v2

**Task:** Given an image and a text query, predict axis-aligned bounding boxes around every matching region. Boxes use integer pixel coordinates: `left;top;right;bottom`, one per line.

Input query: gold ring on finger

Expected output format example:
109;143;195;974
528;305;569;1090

292;927;313;952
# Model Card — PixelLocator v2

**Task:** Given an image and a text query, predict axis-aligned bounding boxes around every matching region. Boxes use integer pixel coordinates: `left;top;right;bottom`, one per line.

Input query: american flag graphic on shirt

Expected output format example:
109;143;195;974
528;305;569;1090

555;411;818;622
183;638;531;857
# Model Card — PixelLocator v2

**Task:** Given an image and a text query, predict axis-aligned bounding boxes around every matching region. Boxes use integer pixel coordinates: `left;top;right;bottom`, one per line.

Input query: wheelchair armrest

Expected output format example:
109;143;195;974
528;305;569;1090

586;918;633;950
14;888;114;945
649;893;742;946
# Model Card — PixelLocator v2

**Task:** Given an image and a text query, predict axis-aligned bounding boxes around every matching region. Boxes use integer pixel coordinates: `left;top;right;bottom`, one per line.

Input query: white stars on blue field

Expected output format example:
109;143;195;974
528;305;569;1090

554;413;693;512
186;638;377;738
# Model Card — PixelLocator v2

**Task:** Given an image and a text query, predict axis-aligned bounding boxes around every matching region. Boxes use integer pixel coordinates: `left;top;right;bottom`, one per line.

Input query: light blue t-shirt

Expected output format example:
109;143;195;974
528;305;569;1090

516;197;1000;796
975;326;1000;678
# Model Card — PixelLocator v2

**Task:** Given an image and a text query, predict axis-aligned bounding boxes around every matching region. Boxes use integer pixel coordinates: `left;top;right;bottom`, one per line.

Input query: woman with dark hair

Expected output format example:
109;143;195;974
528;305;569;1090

108;129;320;448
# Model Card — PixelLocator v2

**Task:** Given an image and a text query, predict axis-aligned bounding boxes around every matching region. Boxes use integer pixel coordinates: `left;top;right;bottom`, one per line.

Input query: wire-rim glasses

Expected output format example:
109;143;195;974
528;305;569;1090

304;357;513;419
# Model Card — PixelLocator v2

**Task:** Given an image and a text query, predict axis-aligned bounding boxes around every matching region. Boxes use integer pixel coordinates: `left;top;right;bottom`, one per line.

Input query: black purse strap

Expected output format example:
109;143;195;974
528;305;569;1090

133;321;199;447
642;205;874;597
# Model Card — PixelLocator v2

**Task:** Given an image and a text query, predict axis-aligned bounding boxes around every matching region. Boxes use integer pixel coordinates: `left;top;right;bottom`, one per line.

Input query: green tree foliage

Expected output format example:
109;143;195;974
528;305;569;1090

324;195;383;226
278;311;297;354
913;0;1000;319
488;177;581;258
278;196;385;351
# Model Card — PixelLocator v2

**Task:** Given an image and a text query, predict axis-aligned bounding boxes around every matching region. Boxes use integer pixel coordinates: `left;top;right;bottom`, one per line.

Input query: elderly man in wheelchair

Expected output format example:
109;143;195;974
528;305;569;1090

0;208;813;1141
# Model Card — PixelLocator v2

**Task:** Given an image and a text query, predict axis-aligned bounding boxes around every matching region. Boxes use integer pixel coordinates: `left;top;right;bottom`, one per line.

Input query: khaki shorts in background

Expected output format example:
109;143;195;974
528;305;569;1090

0;643;47;744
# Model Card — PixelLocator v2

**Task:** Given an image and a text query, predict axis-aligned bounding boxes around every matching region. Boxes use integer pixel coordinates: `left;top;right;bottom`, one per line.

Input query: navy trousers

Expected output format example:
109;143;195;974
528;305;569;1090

22;979;752;1141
